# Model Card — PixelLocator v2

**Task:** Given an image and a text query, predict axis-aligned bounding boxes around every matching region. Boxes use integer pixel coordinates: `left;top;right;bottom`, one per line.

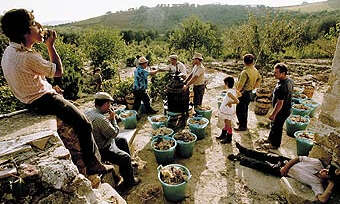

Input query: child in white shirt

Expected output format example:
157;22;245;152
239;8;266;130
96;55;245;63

217;76;239;143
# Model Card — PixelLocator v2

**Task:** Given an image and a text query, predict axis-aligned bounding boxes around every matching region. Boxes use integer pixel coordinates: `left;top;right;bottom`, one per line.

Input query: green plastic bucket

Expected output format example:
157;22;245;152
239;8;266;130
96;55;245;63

113;104;126;115
150;127;174;141
157;164;191;202
151;136;177;164
285;115;310;137
294;131;314;156
119;110;137;129
291;105;312;117
187;117;209;140
172;132;197;158
302;99;320;118
195;108;212;121
148;115;170;130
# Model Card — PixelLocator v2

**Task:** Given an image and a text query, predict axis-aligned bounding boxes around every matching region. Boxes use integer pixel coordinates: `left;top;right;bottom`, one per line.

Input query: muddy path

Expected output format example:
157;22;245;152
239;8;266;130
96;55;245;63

121;61;328;204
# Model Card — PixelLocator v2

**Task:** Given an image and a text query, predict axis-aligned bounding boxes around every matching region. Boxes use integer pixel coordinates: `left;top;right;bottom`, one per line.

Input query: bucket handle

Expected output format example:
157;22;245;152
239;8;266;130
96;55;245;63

157;165;163;173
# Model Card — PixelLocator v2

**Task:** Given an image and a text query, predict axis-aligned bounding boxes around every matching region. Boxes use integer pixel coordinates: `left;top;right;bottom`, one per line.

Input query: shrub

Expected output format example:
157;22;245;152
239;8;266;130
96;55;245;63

149;72;171;101
100;60;118;80
81;29;127;68
102;78;134;104
35;38;86;100
0;86;25;114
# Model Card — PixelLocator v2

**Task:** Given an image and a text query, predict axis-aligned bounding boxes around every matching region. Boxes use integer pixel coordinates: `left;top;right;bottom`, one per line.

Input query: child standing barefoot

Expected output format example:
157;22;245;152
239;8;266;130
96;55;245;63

217;76;239;144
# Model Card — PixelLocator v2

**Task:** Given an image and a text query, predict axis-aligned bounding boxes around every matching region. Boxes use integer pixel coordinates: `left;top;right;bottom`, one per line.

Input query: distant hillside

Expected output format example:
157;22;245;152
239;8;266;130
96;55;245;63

280;1;333;13
58;1;340;32
59;4;270;31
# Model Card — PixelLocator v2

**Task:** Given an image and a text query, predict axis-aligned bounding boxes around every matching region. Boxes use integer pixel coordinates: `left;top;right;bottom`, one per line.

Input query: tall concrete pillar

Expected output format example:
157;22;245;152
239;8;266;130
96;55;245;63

319;36;340;127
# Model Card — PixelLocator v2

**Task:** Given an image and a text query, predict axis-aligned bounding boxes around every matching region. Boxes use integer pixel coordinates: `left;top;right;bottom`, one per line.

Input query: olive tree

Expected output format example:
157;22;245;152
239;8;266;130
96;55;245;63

169;16;221;56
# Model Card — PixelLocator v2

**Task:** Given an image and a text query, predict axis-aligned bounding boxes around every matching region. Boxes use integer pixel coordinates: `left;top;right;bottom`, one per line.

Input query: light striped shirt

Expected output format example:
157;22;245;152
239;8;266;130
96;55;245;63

1;42;56;104
85;108;119;150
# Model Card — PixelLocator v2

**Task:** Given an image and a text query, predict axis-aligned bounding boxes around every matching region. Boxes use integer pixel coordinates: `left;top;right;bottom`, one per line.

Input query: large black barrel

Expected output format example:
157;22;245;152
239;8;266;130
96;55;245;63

167;73;189;113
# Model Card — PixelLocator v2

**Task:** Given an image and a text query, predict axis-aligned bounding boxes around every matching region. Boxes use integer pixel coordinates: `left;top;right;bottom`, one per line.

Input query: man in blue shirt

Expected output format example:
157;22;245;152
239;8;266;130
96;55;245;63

133;56;158;114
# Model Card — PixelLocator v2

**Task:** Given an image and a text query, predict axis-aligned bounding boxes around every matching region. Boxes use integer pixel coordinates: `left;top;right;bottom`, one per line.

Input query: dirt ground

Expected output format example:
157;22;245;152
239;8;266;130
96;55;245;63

122;64;328;204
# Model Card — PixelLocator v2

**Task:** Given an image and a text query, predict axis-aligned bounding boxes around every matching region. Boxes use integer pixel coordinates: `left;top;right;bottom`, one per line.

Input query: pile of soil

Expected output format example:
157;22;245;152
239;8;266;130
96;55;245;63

151;127;172;136
120;112;134;118
151;116;168;122
173;130;195;142
160;166;189;185
153;138;175;150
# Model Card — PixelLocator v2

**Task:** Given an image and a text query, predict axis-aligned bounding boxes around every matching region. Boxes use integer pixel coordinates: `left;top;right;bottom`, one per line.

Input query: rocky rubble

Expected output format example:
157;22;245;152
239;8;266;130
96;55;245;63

0;114;126;204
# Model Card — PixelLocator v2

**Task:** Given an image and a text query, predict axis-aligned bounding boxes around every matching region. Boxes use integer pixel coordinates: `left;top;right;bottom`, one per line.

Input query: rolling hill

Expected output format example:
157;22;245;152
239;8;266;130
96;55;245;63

58;1;340;32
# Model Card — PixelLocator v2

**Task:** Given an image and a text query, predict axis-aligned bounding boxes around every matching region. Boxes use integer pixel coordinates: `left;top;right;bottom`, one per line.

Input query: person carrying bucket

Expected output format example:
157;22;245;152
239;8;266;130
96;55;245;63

216;76;239;144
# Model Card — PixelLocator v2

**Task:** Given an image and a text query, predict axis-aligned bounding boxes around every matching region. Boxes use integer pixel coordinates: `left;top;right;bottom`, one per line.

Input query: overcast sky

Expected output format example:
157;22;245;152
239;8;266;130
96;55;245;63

1;0;327;23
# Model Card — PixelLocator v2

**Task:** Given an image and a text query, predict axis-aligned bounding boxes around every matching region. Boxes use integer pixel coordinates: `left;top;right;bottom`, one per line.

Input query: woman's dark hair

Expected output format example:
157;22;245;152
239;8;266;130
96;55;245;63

274;63;288;75
1;9;35;44
95;99;110;107
224;76;234;88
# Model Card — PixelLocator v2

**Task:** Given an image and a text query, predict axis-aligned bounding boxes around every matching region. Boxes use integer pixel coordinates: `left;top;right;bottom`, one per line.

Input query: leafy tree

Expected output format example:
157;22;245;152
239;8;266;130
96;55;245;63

35;38;86;99
169;16;220;56
81;29;127;68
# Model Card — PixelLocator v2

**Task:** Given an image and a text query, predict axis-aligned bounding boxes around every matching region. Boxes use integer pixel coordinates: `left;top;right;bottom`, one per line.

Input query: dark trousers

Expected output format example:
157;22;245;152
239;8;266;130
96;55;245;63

237;144;290;177
101;137;134;184
236;90;251;128
29;93;101;168
193;85;205;106
268;110;291;147
133;90;153;113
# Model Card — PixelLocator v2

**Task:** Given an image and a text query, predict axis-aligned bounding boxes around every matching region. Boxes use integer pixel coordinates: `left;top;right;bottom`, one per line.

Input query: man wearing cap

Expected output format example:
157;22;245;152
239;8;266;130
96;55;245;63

85;92;140;189
1;9;109;175
164;54;187;78
183;53;205;107
133;56;159;114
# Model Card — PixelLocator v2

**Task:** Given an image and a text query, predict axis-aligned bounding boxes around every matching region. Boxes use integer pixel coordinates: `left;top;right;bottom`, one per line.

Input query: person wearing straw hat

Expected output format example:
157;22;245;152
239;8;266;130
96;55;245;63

0;9;110;175
132;56;159;114
164;54;187;78
85;92;141;190
183;53;205;108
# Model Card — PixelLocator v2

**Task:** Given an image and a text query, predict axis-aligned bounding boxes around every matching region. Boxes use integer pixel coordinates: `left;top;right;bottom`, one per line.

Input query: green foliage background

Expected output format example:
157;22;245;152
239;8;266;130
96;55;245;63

1;3;340;114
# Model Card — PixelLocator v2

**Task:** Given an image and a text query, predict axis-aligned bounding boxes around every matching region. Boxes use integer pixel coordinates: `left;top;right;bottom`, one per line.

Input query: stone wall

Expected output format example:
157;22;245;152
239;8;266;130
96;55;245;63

0;112;126;204
319;35;340;128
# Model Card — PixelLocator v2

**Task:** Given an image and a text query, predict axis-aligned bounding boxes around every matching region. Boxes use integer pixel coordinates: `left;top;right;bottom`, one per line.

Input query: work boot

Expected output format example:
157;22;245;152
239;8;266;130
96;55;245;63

216;130;227;140
221;133;232;144
117;177;141;194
